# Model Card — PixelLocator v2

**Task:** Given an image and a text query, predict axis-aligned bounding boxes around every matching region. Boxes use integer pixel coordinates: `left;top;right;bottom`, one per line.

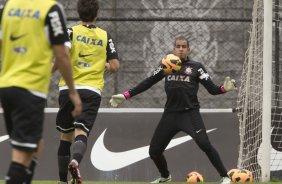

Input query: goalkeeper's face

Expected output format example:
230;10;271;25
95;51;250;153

173;40;190;60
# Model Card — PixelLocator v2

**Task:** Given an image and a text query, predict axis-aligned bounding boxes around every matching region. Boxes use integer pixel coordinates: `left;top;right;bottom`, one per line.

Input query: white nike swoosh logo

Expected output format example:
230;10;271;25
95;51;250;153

0;135;9;142
90;128;216;171
196;129;202;133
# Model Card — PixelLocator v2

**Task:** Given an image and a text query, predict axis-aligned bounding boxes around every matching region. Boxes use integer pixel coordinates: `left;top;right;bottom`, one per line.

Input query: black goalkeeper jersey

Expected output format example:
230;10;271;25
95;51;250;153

127;58;225;111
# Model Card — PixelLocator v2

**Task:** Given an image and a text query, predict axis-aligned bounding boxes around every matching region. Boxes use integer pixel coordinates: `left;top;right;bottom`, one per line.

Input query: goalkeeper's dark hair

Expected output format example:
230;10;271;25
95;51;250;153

174;36;189;48
77;0;99;22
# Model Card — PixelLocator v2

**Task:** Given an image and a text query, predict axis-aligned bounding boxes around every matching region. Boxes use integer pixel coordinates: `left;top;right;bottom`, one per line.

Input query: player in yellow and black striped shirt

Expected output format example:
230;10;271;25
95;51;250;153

0;0;82;183
52;0;120;183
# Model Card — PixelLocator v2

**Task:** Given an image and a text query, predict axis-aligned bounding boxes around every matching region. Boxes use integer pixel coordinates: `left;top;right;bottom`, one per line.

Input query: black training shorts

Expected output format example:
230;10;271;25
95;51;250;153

0;87;46;152
56;89;101;134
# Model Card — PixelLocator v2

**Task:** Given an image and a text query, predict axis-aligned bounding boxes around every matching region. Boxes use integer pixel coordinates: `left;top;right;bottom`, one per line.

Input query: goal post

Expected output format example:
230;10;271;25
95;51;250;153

236;0;273;182
261;0;272;181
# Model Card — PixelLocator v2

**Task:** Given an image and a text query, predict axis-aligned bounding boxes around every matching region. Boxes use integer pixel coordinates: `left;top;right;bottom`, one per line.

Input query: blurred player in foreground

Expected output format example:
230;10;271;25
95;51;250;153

52;0;120;183
0;0;82;183
110;36;236;184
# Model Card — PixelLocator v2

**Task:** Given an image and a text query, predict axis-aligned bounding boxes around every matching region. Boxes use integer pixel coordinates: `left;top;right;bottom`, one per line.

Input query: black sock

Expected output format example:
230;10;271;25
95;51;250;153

72;135;87;164
58;140;72;182
6;161;29;184
25;158;38;184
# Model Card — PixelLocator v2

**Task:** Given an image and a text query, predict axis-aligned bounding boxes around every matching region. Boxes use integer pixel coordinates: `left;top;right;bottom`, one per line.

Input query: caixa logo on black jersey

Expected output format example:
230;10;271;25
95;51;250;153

167;75;190;82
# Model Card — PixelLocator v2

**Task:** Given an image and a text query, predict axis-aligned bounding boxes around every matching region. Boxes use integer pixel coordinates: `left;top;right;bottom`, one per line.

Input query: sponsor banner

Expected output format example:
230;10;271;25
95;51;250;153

0;111;245;181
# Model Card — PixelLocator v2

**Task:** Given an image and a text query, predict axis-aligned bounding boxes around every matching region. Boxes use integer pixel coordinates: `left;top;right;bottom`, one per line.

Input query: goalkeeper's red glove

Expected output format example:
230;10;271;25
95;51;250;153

109;91;131;108
221;76;237;92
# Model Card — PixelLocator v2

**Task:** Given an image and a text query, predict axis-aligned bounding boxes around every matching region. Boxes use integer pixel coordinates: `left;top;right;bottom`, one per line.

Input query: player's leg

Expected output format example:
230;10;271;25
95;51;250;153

149;111;178;183
0;89;29;183
68;129;86;184
71;89;101;164
194;131;229;176
56;90;76;184
0;89;28;183
57;132;73;184
7;149;33;184
182;109;230;183
69;89;101;184
26;138;44;184
1;87;45;184
71;129;87;164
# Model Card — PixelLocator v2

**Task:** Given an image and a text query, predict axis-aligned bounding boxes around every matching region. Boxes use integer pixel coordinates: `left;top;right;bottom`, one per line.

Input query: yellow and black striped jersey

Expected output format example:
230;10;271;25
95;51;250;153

59;24;119;94
0;0;69;98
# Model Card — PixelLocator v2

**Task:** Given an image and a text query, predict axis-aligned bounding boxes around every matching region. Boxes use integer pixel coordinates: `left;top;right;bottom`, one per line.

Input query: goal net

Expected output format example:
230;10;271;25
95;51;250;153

236;0;282;181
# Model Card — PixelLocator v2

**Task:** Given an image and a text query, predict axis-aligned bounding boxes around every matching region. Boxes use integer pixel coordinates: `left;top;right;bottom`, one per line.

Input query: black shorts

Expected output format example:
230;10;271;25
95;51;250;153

0;87;46;152
56;89;101;134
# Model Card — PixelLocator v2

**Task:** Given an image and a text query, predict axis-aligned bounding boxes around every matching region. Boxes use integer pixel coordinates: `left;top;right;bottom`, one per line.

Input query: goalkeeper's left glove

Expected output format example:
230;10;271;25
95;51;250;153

221;76;237;92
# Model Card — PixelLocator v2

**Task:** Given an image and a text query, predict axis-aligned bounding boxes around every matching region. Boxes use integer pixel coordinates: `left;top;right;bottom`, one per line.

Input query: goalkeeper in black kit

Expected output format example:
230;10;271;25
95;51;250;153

110;36;236;184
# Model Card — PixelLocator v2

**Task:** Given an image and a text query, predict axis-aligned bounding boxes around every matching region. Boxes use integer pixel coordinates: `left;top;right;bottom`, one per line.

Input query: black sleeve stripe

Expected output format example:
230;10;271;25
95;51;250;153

45;4;69;45
67;28;73;41
106;32;119;60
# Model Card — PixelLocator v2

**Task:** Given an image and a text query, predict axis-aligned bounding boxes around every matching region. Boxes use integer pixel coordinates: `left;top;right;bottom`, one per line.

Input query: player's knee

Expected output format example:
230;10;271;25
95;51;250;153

198;141;212;152
74;134;87;144
195;134;212;152
149;147;161;159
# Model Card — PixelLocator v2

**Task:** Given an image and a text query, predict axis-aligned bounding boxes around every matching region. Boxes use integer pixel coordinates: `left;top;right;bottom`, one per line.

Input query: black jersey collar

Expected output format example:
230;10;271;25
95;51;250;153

182;56;190;63
82;24;96;29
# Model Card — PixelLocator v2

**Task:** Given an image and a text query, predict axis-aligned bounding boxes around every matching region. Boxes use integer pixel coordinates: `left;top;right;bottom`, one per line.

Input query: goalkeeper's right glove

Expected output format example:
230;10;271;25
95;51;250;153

109;91;131;108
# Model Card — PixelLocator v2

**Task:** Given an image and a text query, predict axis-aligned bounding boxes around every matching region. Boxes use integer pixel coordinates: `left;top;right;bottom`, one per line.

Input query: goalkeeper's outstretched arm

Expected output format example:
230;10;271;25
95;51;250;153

201;76;236;95
110;66;164;107
198;64;236;95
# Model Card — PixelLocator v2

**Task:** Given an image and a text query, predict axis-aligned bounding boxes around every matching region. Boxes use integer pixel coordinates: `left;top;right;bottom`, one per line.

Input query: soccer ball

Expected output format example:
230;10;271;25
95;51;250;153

233;169;253;183
186;171;204;183
227;168;241;182
161;54;182;74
